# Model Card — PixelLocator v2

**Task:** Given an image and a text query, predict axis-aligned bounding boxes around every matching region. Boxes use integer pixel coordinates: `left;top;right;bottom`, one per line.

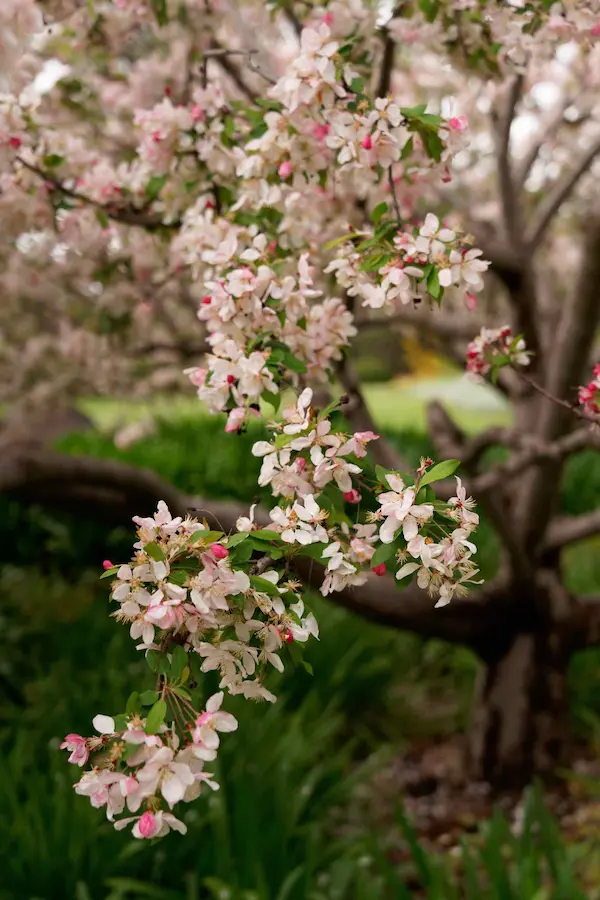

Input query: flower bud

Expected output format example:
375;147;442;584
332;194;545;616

361;134;373;150
372;563;386;576
102;560;114;570
138;811;159;839
278;160;292;179
210;543;229;560
343;489;361;504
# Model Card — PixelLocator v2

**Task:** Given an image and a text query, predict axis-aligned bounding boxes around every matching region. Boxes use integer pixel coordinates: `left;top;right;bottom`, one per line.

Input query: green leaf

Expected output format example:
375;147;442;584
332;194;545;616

372;202;388;226
139;690;159;706
125;692;140;715
145;698;167;735
420;459;461;487
375;465;391;484
302;660;314;676
400;104;427;118
143;542;165;561
145;649;169;675
282;351;307;374
274;432;297;450
225;532;249;548
323;231;367;252
250;575;280;596
171;685;192;701
416;485;436;504
231;539;254;564
190;529;224;545
401;136;414;160
150;0;168;26
251;529;281;541
262;390;280;411
100;566;118;579
144;174;168;201
370;543;397;568
170;645;187;681
113;714;128;732
297;542;328;562
43;154;65;168
350;77;364;95
427;267;442;302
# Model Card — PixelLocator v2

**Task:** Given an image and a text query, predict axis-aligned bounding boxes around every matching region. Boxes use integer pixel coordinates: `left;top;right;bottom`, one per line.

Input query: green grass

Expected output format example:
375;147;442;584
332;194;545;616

78;376;510;436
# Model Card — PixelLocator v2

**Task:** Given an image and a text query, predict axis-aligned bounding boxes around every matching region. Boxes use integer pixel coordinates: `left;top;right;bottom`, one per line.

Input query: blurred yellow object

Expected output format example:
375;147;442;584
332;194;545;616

399;335;449;380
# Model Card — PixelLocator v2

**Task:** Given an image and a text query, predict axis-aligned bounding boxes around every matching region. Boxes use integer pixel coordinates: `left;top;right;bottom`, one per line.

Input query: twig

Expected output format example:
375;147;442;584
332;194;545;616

526;138;600;250
204;45;276;87
388;167;402;225
517;371;594;423
16;156;179;231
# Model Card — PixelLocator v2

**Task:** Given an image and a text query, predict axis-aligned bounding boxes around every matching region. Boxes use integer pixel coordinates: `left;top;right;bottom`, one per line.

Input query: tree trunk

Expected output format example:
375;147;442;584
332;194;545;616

468;629;570;788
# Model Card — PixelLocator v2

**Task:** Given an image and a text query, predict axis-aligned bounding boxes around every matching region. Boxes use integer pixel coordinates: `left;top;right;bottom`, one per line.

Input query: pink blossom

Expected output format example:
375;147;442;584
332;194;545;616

138;811;160;839
60;734;89;767
225;407;246;433
278;160;292;179
449;116;468;132
343;489;361;504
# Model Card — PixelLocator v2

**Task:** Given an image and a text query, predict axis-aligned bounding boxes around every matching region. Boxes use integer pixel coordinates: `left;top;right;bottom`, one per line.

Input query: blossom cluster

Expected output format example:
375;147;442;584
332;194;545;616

579;364;600;419
465;325;529;381
326;213;489;313
54;2;491;842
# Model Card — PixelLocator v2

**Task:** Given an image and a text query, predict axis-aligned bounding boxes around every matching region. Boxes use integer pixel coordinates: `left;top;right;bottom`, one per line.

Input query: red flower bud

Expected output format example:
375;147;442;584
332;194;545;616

210;543;229;560
372;563;386;576
102;560;114;570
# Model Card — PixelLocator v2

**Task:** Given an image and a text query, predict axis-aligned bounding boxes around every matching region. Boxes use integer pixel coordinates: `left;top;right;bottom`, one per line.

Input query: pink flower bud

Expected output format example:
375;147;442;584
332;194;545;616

9;136;21;149
372;564;386;576
464;292;478;311
449;115;468;132
361;134;373;150
283;628;294;644
226;374;236;385
102;560;114;570
322;12;334;25
343;489;361;504
201;296;212;305
225;407;246;433
278;160;292;179
591;22;600;37
138;811;159;839
210;543;229;560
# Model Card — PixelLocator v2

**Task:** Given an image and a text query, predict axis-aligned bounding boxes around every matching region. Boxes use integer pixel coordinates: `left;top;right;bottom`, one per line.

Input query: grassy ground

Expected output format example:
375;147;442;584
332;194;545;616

79;375;511;435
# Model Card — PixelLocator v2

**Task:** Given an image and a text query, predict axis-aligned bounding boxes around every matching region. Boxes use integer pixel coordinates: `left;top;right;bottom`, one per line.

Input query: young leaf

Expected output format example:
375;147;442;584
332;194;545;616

225;532;249;548
251;529;282;541
139;690;159;706
190;529;224;544
143;542;165;561
372;202;388;226
145;174;168;201
420;459;461;487
375;464;391;484
145;698;167;735
370;543;397;568
250;575;280;596
100;566;118;579
170;645;188;681
125;692;141;715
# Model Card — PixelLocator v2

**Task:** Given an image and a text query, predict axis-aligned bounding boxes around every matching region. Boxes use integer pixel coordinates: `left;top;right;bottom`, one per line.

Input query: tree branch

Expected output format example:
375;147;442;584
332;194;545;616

493;75;524;242
16;157;179;231
545;510;600;552
526;138;600;251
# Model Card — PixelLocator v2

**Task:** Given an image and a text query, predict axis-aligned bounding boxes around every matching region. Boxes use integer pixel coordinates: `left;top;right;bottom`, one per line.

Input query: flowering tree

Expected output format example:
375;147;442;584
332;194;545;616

4;0;600;837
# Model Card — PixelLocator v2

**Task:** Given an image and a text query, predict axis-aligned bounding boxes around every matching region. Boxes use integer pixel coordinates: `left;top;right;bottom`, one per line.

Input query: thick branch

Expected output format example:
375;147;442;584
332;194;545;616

526;138;600;251
516;213;600;549
545;510;600;552
493;75;524;242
